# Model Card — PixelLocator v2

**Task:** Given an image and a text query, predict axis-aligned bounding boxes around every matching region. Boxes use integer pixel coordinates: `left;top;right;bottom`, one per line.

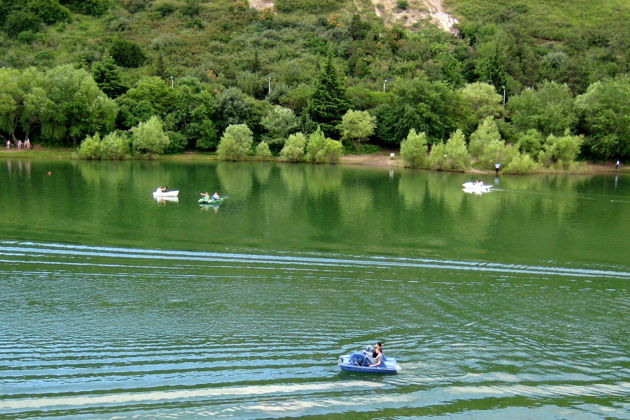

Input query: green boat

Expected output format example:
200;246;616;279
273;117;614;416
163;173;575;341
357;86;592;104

198;196;225;205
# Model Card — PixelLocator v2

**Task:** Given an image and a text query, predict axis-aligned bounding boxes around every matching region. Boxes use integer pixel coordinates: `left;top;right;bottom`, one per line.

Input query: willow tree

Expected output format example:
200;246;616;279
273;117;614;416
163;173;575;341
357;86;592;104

40;65;117;146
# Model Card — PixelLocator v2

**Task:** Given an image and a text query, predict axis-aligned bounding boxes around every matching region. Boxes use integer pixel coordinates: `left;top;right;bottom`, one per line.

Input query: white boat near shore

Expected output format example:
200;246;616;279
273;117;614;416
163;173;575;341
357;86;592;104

152;188;179;198
462;181;493;194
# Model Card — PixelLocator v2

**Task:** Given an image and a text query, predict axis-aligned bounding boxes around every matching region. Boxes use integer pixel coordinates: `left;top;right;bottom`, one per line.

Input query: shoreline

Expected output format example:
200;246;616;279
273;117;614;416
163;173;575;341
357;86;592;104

0;147;625;175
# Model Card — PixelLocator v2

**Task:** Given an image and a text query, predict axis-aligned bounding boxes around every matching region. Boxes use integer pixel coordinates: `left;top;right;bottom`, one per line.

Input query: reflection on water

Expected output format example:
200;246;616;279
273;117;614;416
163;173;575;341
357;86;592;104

0;159;629;419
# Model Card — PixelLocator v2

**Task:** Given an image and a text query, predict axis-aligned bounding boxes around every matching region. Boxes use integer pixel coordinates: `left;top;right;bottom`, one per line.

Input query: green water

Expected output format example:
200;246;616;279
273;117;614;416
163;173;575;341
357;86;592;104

1;159;629;419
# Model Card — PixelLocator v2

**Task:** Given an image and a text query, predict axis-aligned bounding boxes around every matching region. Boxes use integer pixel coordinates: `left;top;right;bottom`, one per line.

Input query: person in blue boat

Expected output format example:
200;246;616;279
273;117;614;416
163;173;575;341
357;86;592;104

369;345;383;367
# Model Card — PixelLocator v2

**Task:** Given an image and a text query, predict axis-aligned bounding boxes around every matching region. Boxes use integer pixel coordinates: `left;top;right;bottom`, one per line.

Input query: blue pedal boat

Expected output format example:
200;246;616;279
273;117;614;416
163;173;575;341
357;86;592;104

338;350;401;374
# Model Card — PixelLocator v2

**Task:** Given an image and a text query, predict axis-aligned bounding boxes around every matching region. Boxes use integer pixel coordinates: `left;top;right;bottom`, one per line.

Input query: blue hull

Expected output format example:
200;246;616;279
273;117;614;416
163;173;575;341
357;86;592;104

338;353;400;374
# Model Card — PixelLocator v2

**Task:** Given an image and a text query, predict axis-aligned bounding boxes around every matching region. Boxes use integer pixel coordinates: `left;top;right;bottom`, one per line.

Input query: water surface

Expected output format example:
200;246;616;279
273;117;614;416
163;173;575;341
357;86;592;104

1;159;629;419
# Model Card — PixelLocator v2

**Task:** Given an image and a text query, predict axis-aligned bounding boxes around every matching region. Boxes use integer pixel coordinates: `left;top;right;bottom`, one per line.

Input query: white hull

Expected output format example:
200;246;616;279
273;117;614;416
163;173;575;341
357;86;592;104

462;182;493;194
153;189;179;198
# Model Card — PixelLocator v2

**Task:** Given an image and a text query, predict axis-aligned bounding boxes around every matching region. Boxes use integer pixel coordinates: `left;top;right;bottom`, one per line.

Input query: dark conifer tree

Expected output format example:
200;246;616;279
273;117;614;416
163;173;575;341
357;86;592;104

306;54;349;138
92;55;127;98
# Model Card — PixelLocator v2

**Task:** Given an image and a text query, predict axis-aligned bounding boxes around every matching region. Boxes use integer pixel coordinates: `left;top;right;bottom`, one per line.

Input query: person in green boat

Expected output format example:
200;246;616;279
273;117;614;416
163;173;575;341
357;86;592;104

212;192;220;200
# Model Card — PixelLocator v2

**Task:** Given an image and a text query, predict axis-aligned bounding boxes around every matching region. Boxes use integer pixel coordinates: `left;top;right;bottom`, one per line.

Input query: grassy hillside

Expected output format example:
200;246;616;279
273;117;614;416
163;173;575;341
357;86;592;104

0;0;628;161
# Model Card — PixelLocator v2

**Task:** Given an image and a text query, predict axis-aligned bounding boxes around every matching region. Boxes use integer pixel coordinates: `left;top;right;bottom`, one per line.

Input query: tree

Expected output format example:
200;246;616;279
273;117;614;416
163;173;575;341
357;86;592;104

217;124;253;161
475;37;509;92
538;131;583;168
60;0;109;16
516;129;545;160
79;131;129;160
468;116;501;159
339;109;375;150
131;116;170;155
305;126;327;163
116;76;176;128
255;141;272;159
4;10;41;38
428;129;470;171
40;65;117;146
261;105;299;146
457;82;504;135
400;129;428;168
507;81;576;136
109;38;146;68
375;77;458;145
575;77;630;159
306;55;349;137
316;139;343;164
280;132;307;162
504;151;537;174
214;87;258;135
92;55;127;98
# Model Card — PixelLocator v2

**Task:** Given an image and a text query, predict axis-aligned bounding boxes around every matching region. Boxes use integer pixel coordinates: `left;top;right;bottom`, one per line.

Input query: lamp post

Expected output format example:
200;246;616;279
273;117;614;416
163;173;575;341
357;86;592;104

268;75;272;96
383;79;388;92
170;76;174;88
502;85;506;107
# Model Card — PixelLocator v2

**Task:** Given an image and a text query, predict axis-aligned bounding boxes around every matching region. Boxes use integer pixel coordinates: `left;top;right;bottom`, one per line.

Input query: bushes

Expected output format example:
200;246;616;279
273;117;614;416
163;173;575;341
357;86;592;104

280;133;307;162
78;132;130;160
275;0;341;13
217;124;253;161
255;141;272;160
400;129;428;168
109;39;146;68
427;129;471;171
131;116;170;155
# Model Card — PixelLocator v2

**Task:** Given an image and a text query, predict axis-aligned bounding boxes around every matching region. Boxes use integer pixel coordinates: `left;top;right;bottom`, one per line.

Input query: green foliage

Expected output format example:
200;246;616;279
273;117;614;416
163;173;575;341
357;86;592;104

78;131;130;160
217;123;253;161
316;139;343;164
306;55;349;138
109;38;146;68
4;10;41;38
40;65;117;146
427;129;470;171
60;0;109;16
477;138;511;170
255;141;272;159
275;0;341;13
92;55;127;98
538;131;583;168
375;77;458;146
400;129;428;168
339;109;376;148
261;105;299;145
507;81;576;136
214;87;259;136
131;115;170;155
457;82;504;135
504;151;537;174
280;132;307;162
78;133;102;159
468;116;501;158
575;77;630;159
27;0;71;24
516;129;544;160
100;131;130;159
305;126;326;163
116;77;176;128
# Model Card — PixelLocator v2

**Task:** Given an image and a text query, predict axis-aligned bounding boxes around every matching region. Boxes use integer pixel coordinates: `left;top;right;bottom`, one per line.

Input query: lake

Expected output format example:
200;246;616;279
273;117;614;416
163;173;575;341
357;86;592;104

1;159;629;419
